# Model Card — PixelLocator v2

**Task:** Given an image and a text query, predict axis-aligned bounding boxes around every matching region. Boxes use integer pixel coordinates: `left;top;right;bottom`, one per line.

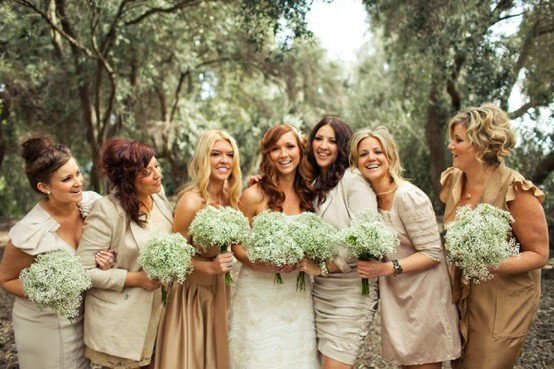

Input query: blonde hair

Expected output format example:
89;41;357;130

350;126;405;184
448;103;516;165
178;130;242;209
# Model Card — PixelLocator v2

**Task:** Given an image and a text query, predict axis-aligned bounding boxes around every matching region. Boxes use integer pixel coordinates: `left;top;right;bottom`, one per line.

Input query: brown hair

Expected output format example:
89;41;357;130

258;124;315;212
99;138;154;227
305;116;353;205
21;135;72;195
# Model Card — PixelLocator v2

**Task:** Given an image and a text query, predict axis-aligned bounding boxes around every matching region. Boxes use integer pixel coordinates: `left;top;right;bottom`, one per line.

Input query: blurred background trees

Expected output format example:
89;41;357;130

1;0;552;247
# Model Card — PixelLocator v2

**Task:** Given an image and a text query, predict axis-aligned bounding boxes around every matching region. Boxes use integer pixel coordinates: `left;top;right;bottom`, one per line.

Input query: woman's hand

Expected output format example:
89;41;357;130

250;262;297;274
299;258;322;276
247;175;262;187
128;271;162;291
356;259;393;278
95;249;117;270
210;252;234;276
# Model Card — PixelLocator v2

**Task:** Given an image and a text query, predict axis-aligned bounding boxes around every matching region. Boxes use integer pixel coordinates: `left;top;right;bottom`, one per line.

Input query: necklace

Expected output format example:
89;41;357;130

376;184;397;196
465;192;472;200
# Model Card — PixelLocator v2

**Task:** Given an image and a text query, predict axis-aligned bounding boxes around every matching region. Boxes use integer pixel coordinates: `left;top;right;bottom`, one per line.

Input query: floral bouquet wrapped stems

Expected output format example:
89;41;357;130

189;205;250;284
444;203;519;285
247;210;303;284
288;212;337;290
20;249;92;320
340;211;399;295
138;232;195;305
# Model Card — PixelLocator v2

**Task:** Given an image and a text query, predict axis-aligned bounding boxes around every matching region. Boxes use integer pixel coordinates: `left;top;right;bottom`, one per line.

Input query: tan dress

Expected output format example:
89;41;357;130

9;191;100;369
84;201;171;369
379;181;461;365
312;168;379;365
440;163;544;369
154;244;230;369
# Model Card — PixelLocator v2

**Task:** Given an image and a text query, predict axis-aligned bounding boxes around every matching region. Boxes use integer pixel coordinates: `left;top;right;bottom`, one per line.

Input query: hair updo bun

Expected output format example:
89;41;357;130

20;135;72;194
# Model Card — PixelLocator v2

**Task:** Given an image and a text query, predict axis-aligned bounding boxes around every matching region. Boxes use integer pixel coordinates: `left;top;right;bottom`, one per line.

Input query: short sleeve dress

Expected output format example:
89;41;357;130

9;191;100;369
440;163;544;368
379;181;461;365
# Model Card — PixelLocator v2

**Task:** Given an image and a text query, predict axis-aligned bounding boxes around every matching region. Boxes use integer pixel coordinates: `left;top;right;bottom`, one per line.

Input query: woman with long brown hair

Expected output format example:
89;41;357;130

228;124;319;369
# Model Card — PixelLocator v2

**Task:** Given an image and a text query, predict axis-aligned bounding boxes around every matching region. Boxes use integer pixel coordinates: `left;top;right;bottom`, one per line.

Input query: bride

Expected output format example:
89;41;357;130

229;124;320;369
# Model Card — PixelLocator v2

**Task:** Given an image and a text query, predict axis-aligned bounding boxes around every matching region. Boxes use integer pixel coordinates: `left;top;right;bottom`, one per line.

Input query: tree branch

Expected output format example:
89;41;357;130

124;0;205;26
170;71;190;121
509;100;539;119
531;150;554;185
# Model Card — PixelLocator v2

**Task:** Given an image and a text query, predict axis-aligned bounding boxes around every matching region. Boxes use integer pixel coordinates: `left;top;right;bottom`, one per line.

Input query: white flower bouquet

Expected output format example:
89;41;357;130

247;210;303;284
188;205;250;284
20;249;92;320
138;232;195;305
340;211;399;295
288;212;337;290
444;203;519;285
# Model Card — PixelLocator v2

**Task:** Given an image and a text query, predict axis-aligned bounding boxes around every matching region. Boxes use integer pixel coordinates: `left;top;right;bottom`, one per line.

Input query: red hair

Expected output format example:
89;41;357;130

99;138;154;227
258;124;315;212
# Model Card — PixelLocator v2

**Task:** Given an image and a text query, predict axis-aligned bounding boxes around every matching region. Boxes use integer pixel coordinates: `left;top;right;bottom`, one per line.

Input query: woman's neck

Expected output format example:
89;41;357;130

42;197;78;217
277;172;296;191
208;179;227;206
463;162;496;188
137;194;153;211
370;174;395;195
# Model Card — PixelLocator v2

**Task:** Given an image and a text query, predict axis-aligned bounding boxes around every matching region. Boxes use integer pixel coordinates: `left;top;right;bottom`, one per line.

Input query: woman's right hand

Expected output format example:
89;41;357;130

247;175;262;187
211;252;234;275
251;262;297;274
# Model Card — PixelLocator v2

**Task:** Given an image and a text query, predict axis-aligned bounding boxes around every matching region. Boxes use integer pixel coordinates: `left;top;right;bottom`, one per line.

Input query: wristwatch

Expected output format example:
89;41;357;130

392;259;403;277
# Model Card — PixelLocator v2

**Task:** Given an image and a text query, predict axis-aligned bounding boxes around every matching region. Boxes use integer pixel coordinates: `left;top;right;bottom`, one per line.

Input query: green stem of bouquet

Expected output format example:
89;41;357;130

221;245;233;285
274;272;283;284
296;271;305;291
362;278;370;296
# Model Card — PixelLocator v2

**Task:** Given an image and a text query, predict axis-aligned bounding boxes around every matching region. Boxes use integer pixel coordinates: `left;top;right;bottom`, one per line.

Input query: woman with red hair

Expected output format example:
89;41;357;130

228;124;319;369
77;138;173;369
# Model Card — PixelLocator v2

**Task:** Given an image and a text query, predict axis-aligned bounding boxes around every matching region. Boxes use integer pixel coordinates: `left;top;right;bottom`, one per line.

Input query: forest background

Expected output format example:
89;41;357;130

0;0;552;250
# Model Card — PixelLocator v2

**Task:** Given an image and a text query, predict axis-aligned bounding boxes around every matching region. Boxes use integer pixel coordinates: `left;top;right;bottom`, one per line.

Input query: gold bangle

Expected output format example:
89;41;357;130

319;261;329;277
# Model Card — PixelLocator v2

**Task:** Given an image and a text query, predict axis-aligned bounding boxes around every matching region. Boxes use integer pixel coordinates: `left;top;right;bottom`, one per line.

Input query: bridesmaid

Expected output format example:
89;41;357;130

441;104;548;368
352;126;461;368
303;117;379;369
0;136;110;369
154;130;242;369
77;138;172;369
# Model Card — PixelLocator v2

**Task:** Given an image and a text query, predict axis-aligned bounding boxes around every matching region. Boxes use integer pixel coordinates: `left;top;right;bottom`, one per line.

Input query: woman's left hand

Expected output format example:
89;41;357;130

95;249;117;270
356;259;392;278
298;258;321;276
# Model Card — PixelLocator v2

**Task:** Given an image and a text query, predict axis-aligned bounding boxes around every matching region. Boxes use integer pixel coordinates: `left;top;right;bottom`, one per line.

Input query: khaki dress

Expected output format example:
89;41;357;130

379;182;461;365
154;245;231;369
9;191;100;369
440;163;544;369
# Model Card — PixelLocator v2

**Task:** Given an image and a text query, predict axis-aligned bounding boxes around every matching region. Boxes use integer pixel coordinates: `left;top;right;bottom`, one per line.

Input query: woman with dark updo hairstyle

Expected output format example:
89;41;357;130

77;138;173;369
0;135;109;369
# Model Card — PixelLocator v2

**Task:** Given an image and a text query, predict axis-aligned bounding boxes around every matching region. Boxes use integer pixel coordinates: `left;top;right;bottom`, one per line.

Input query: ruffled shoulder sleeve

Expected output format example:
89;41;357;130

506;171;545;205
78;191;102;218
8;203;60;256
439;167;458;204
396;183;443;261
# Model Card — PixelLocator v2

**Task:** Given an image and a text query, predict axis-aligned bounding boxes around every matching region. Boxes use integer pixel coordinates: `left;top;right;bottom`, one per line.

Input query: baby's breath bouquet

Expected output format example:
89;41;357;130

139;232;195;305
445;204;519;285
20;249;92;320
288;212;337;290
189;205;250;284
340;211;399;295
247;210;303;284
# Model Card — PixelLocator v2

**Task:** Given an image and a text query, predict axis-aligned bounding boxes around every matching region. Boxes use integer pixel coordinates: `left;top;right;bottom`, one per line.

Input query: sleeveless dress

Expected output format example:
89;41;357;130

312;168;379;365
154;241;231;369
228;215;320;369
379;181;461;365
9;191;100;369
440;163;545;369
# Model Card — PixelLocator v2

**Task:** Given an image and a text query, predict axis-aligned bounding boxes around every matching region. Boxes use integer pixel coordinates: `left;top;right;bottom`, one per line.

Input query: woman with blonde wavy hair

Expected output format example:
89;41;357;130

352;126;461;369
440;103;548;368
154;129;242;369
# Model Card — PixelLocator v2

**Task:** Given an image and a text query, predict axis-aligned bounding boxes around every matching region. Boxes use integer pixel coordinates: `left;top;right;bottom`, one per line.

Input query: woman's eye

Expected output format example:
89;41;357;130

314;137;322;142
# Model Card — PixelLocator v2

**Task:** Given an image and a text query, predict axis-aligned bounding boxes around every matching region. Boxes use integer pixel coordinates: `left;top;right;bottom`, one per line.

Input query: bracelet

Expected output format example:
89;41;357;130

319;261;329;277
392;259;403;277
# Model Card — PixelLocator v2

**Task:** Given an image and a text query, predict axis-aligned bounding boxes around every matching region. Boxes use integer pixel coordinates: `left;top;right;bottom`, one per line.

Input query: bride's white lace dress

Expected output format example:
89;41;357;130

229;265;320;369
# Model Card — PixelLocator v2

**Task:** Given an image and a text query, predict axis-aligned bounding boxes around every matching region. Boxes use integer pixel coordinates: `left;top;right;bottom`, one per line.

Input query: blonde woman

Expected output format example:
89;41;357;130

352;127;461;369
441;104;548;368
154;130;242;369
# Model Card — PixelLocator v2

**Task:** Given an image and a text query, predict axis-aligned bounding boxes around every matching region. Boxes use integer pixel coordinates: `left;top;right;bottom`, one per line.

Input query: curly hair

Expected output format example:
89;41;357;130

350;126;405;184
305;116;353;205
178;130;242;209
258;124;315;212
21;135;72;195
448;103;516;166
99;138;155;228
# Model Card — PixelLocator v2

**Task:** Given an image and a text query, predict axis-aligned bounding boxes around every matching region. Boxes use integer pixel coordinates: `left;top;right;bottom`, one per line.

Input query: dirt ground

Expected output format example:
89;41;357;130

0;227;552;368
